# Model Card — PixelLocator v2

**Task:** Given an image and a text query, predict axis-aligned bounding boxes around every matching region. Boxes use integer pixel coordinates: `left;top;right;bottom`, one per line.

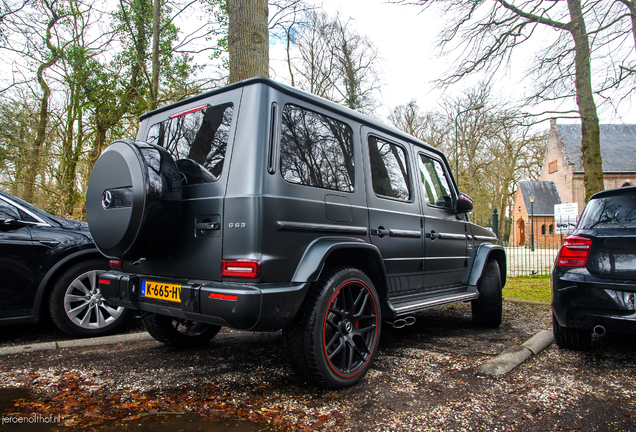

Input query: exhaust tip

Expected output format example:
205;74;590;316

593;325;606;336
390;316;416;329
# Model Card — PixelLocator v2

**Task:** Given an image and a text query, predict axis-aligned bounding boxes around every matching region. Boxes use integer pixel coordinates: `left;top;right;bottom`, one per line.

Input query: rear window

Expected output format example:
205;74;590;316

146;103;234;180
280;104;355;192
578;193;636;229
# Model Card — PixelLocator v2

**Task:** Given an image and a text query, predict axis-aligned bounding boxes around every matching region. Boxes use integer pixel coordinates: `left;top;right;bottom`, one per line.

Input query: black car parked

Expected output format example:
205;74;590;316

552;185;636;350
86;78;506;388
0;190;129;337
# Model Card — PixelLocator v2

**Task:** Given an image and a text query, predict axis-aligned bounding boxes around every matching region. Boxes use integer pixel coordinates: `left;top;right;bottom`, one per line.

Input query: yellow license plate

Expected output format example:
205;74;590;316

141;281;181;303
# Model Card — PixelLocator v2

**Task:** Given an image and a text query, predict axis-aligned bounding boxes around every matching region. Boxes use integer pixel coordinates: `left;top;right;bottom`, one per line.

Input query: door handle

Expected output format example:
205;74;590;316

195;222;219;231
371;228;390;237
426;231;440;240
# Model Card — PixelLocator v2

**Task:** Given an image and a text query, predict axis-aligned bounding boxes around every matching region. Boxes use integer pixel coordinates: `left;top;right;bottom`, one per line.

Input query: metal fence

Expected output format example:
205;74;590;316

471;216;578;277
503;245;559;277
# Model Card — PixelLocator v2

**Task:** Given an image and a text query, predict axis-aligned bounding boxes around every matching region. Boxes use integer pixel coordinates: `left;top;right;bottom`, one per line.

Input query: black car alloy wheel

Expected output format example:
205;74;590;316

283;267;381;388
323;279;379;378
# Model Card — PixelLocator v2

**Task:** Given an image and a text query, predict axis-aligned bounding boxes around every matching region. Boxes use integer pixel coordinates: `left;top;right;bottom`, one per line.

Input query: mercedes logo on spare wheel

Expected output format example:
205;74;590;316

101;190;113;209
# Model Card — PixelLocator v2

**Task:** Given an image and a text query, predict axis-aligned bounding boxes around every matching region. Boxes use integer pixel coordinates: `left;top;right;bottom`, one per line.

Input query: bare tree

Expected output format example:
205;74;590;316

330;16;381;113
389;86;546;240
285;10;381;114
397;0;607;201
388;100;447;150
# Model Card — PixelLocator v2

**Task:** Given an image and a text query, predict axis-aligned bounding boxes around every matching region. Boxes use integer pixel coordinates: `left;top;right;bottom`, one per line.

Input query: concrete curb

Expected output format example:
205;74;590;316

476;329;554;376
0;332;154;357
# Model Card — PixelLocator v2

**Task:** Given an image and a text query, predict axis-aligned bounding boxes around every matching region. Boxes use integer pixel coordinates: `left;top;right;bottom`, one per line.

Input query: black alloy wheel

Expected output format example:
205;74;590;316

323;279;378;377
283;267;381;388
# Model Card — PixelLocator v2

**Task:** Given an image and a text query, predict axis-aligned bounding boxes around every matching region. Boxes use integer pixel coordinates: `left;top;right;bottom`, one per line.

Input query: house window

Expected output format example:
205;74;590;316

541;224;547;235
548;160;558;174
549;224;554;235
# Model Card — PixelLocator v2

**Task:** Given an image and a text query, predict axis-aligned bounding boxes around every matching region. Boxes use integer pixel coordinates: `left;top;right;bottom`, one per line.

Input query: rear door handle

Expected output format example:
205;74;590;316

426;231;440;240
195;222;219;231
371;228;391;237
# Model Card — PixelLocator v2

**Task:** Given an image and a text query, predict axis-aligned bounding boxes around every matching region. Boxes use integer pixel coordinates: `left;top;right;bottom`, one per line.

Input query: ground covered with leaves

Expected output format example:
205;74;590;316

1;302;635;431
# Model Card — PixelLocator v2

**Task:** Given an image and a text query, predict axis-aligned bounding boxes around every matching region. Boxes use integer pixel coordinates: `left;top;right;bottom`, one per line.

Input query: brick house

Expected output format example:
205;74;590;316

509;120;636;247
540;119;636;214
510;181;562;247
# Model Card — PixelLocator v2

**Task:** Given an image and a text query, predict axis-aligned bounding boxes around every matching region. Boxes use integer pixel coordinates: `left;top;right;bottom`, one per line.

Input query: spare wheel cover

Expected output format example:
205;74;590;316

87;139;181;259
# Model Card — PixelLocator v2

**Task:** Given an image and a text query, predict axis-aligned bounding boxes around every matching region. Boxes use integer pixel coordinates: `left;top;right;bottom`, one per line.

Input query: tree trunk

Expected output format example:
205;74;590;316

150;0;160;110
228;0;269;83
23;8;61;204
567;0;604;200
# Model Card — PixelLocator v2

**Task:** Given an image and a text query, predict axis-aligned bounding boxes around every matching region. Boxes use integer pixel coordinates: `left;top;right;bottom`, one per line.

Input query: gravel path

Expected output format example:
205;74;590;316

1;302;635;431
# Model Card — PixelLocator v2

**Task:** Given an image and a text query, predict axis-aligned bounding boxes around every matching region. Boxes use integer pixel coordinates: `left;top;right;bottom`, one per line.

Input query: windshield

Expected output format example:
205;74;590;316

578;193;636;229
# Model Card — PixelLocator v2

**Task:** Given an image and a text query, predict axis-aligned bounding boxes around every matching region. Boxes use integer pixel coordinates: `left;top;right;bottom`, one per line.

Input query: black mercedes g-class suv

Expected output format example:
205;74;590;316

86;78;506;388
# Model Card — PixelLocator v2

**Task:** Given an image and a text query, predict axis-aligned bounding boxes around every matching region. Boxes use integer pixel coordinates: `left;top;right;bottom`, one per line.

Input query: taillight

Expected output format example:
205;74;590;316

220;260;261;278
109;260;122;269
557;235;592;267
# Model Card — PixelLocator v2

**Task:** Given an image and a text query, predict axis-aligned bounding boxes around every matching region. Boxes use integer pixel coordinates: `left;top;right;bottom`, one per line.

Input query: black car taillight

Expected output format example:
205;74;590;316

557;235;592;267
220;260;261;278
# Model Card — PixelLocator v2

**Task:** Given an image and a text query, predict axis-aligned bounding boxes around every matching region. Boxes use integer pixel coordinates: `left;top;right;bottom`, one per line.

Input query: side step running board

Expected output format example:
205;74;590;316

391;291;478;316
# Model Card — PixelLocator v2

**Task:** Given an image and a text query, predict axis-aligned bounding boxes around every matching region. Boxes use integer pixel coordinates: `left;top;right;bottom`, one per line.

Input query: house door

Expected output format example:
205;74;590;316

517;218;525;245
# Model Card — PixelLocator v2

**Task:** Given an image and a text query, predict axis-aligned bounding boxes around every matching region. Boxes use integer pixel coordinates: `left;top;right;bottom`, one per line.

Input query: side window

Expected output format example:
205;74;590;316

147;103;234;180
280;104;355;192
0;199;21;220
418;154;454;210
18;210;38;223
368;136;410;201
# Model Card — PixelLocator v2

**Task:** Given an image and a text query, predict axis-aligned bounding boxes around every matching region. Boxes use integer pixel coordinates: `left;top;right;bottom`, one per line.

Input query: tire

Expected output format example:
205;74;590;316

141;313;221;348
282;267;381;388
49;259;130;337
86;139;182;260
471;259;503;328
552;313;592;351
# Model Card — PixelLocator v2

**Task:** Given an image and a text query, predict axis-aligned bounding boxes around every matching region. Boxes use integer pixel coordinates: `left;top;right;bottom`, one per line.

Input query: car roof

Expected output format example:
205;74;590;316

589;185;636;200
139;77;447;163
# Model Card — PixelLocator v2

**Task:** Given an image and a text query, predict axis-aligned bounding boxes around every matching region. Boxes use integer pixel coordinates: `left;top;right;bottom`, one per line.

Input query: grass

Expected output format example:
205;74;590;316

503;274;552;303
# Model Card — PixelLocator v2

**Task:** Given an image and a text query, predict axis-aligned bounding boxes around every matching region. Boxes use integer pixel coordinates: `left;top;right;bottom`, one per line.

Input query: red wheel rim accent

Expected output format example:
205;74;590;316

323;280;378;377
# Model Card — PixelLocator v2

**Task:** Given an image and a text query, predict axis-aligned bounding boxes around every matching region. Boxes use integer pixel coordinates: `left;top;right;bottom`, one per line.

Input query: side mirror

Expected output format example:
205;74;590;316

0;218;27;231
456;193;474;214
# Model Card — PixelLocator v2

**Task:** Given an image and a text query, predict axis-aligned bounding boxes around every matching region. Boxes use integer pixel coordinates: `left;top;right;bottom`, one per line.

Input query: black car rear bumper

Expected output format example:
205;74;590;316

552;267;636;335
98;271;310;331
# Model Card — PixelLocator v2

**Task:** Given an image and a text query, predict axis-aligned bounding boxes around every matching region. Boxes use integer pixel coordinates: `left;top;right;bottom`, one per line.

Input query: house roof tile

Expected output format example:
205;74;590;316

557;124;636;173
518;181;562;216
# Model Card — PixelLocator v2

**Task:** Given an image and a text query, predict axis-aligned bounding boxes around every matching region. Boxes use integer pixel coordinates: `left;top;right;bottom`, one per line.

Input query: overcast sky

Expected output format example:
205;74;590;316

269;0;636;127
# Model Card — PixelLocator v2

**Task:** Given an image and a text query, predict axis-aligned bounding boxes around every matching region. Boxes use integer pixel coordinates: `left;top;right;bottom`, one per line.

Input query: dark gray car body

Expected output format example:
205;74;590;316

91;78;506;332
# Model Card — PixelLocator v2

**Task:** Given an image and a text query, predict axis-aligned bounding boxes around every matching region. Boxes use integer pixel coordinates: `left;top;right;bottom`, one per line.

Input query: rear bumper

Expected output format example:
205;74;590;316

552;266;636;335
98;271;310;331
